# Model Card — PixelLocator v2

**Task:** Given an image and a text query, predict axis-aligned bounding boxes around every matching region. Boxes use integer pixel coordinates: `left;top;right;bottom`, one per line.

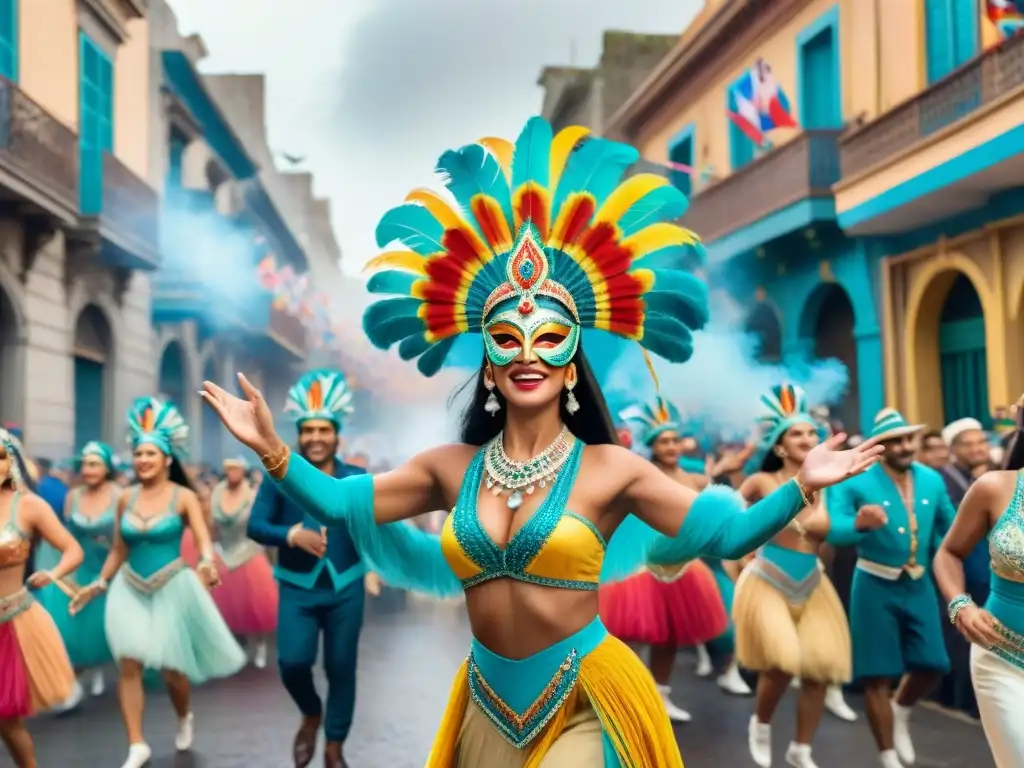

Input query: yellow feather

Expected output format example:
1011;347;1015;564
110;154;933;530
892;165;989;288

549;126;591;191
363;250;428;276
594;174;670;226
405;188;464;231
478;137;514;181
621;224;701;260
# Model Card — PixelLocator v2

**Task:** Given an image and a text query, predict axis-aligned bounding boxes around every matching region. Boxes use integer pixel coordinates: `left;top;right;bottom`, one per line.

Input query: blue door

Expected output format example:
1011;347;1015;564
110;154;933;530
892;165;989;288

939;275;989;426
668;132;693;197
799;25;840;129
925;0;979;84
79;33;113;215
0;0;18;82
74;357;105;450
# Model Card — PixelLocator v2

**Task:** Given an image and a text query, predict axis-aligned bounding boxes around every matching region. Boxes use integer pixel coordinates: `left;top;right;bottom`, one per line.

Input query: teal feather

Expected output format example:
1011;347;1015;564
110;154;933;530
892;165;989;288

600;512;660;583
362;298;425;348
366;270;419;297
633;243;705;272
617;182;689;237
645;271;709;329
435;144;514;241
639;315;697;361
552;137;639;219
416;337;458;376
397;333;433;361
511;117;552;225
375;204;445;256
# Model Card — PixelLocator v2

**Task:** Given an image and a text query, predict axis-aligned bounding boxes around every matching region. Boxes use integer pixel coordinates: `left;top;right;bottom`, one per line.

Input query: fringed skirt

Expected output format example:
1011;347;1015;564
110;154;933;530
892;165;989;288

0;590;76;717
427;617;682;768
105;559;247;683
732;553;851;684
599;560;728;647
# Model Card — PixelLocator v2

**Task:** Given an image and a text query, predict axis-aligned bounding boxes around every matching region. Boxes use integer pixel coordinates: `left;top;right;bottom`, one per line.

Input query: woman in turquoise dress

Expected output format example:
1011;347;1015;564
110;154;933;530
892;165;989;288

70;398;246;768
37;441;118;700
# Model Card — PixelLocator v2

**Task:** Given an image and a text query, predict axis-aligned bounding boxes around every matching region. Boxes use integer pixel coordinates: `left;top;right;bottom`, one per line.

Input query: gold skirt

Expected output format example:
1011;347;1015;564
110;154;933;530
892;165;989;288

733;562;851;684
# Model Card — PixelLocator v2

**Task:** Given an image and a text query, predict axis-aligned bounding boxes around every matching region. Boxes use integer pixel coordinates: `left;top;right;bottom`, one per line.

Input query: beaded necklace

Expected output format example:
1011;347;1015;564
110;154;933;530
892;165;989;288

483;426;574;509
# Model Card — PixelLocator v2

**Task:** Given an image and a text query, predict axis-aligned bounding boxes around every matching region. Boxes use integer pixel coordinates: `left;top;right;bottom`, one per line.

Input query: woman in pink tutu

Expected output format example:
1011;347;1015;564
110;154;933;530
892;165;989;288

600;396;729;722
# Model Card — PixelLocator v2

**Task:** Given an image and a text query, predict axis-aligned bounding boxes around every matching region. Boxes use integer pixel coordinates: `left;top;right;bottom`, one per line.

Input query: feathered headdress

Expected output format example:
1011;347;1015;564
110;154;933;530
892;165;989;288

620;395;683;446
126;397;189;459
362;116;709;376
285;369;354;427
0;427;31;490
77;440;115;472
756;383;816;450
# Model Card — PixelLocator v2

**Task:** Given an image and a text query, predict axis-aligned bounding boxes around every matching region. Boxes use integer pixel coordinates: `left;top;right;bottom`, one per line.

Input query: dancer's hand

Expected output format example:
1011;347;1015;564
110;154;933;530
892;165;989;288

69;583;102;615
955;604;1005;649
197;561;221;589
26;570;54;588
200;373;282;458
289;527;327;558
796;433;884;492
854;504;888;531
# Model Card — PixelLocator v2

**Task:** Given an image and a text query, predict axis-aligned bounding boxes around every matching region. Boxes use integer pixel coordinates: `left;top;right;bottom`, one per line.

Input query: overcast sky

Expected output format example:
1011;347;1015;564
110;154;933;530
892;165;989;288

166;0;702;275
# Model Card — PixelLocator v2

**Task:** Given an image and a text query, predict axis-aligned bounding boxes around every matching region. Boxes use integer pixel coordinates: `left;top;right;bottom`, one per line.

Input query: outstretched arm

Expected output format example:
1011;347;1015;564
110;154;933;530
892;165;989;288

26;495;83;581
934;473;1000;604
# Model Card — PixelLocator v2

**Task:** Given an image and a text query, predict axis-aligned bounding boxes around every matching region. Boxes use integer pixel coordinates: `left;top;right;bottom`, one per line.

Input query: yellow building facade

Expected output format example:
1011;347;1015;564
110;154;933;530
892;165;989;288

607;0;1024;434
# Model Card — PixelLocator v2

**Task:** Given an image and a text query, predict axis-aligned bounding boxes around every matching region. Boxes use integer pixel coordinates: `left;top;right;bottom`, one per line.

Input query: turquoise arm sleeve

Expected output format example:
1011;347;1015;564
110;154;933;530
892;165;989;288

647;480;805;564
273;453;462;598
824;482;867;547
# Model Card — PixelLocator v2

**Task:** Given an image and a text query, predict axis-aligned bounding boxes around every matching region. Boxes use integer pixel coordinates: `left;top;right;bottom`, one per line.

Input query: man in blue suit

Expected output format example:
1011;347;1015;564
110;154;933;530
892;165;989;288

248;370;364;768
829;408;956;768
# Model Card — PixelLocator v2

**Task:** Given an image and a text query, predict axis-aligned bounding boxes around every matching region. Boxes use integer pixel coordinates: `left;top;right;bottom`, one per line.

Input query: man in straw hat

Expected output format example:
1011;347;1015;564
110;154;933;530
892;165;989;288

827;408;957;768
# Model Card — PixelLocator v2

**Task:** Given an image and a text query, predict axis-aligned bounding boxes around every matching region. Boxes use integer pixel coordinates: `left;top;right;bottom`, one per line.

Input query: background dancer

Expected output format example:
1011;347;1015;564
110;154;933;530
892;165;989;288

246;369;365;768
600;395;729;722
829;408;955;768
934;405;1024;767
70;398;245;768
37;441;118;701
736;384;884;768
0;427;83;767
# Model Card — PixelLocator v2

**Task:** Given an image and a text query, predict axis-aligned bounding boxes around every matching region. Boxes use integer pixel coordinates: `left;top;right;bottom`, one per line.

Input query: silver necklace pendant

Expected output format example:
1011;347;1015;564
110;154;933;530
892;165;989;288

507;490;524;510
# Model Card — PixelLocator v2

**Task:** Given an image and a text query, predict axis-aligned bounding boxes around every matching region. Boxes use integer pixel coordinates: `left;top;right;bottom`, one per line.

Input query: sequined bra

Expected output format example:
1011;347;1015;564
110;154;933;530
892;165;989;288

0;491;30;569
990;471;1024;583
440;440;605;591
120;486;185;579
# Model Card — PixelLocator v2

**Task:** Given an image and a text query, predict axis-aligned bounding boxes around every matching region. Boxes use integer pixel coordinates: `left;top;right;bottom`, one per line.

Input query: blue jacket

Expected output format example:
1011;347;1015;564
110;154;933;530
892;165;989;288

247;459;365;592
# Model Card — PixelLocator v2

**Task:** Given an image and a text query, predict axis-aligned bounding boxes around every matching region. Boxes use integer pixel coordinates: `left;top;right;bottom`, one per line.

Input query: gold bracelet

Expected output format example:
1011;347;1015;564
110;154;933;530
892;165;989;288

793;477;816;507
262;445;291;479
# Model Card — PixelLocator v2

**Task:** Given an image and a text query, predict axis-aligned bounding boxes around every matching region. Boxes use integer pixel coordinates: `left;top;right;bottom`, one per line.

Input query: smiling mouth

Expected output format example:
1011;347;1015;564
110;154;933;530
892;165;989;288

510;371;546;390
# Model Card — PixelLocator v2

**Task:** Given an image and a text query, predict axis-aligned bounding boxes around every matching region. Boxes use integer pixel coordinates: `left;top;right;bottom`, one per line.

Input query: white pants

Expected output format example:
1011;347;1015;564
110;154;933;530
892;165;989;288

971;643;1024;768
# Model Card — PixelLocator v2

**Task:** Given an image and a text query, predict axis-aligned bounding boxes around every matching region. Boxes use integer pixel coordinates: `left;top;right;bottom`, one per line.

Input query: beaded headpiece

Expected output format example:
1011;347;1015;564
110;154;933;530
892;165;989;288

127;397;189;459
285;369;354;428
0;427;29;489
362;115;709;375
78;440;115;472
620;395;683;446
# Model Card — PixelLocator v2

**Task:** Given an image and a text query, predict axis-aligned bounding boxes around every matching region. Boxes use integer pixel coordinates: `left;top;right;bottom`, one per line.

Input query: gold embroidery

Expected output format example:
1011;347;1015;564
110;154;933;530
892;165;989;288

471;652;574;732
122;558;186;595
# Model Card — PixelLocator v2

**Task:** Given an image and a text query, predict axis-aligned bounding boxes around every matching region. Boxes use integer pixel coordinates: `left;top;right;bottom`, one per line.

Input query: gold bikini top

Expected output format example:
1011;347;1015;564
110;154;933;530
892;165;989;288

0;491;31;569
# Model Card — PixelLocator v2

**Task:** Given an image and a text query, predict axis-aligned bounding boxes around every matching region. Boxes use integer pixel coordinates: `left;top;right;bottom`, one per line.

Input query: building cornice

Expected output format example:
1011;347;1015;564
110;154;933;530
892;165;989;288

77;0;145;44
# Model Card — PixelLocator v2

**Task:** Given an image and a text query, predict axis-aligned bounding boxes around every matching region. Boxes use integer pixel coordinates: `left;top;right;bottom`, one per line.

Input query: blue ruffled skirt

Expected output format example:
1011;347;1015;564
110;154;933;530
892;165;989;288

105;566;246;683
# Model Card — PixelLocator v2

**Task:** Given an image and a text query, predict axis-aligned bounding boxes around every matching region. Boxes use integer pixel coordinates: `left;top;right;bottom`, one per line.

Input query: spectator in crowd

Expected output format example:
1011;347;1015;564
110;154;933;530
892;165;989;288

35;457;69;519
918;430;949;470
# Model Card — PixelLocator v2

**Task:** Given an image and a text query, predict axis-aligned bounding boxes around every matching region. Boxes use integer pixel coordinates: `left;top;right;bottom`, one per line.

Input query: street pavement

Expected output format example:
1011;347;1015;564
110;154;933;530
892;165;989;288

32;594;993;767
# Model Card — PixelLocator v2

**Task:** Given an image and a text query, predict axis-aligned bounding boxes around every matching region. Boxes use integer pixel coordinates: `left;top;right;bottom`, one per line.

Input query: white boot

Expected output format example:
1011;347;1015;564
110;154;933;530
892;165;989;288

120;743;152;768
175;711;194;751
90;669;105;697
694;644;713;677
253;640;268;669
717;660;752;695
824;684;857;721
879;748;906;768
891;701;915;765
748;715;772;767
655;684;691;722
785;742;819;768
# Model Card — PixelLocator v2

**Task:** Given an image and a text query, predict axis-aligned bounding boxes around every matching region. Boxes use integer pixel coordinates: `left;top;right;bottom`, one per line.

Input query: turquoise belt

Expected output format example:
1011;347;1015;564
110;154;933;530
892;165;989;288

468;616;607;749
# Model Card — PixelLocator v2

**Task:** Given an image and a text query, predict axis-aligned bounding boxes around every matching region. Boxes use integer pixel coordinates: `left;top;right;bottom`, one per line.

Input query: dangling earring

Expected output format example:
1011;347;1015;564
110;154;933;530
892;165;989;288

564;367;580;415
484;373;501;416
775;447;787;458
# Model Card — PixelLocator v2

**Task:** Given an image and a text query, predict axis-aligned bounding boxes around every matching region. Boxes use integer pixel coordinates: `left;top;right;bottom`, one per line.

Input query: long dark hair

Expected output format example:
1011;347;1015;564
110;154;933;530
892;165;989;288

454;346;617;447
169;456;197;493
760;444;783;473
1002;406;1024;471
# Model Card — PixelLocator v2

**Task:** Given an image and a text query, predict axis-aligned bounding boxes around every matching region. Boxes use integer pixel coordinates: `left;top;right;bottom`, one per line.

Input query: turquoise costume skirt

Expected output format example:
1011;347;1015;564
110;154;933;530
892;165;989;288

105;562;246;683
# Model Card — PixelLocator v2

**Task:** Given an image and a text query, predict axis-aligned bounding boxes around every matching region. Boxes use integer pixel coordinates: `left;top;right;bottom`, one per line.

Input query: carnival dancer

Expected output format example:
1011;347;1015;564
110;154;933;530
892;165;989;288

246;369;365;768
36;441;118;700
69;398;246;768
829;408;956;768
0;427;83;767
202;115;883;766
600;395;729;722
933;405;1024;767
735;384;885;768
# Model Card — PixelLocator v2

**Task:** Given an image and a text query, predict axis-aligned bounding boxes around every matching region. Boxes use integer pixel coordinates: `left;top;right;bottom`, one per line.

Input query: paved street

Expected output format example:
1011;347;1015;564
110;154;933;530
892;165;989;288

32;595;993;767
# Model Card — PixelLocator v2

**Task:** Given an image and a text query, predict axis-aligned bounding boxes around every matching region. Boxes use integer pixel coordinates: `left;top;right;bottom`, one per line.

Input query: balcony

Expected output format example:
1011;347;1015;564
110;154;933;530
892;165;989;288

0;77;79;224
837;33;1024;233
75;149;161;269
679;130;842;262
244;292;308;361
151;270;248;333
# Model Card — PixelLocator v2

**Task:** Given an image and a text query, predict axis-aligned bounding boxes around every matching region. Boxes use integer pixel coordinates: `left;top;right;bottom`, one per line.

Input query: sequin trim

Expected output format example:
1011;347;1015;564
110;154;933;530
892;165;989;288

647;562;691;583
990;471;1024;582
0;588;32;624
991;622;1024;672
748;556;821;604
122;558;186;595
467;648;580;748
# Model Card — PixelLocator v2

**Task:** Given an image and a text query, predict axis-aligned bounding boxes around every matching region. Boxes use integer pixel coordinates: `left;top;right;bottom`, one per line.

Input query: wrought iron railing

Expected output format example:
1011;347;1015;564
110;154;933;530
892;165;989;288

0;77;78;211
269;304;307;354
100;152;159;252
679;130;843;243
841;34;1024;178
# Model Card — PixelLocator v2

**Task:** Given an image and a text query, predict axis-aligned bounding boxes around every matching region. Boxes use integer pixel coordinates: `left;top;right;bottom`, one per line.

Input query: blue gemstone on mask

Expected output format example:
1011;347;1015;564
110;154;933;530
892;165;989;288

518;260;534;279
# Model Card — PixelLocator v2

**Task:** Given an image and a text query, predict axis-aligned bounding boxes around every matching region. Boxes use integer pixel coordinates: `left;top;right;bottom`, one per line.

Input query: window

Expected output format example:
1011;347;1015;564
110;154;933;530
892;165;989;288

797;7;841;129
925;0;979;84
0;0;17;82
667;126;694;197
79;32;114;214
